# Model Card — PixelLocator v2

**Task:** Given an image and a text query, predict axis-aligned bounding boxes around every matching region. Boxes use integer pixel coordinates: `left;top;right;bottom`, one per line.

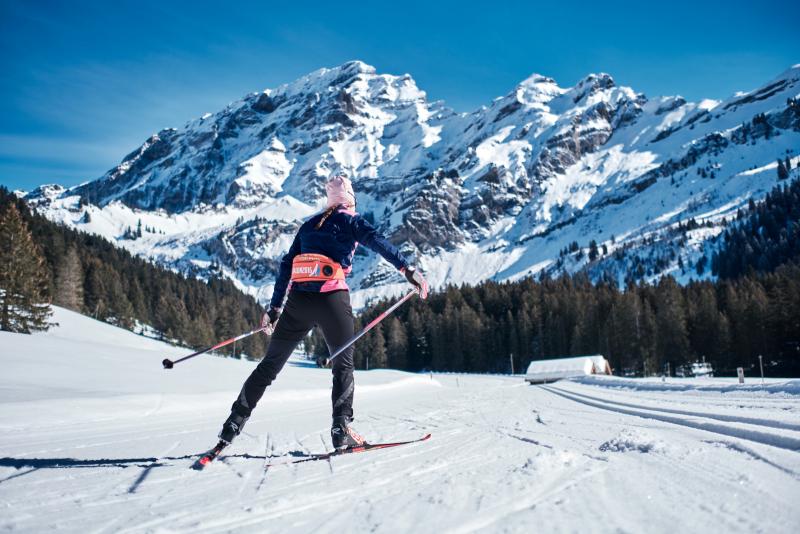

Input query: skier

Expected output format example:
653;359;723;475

217;175;429;450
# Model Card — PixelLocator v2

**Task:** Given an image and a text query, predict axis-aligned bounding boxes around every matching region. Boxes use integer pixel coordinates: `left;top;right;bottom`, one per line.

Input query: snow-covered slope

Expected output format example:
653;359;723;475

1;307;799;532
26;61;800;306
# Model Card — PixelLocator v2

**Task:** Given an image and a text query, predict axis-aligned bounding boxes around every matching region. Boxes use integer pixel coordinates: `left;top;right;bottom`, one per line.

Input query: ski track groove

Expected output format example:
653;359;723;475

319;433;333;474
543;385;800;452
558;385;800;432
702;439;800;479
255;433;272;492
532;387;793;533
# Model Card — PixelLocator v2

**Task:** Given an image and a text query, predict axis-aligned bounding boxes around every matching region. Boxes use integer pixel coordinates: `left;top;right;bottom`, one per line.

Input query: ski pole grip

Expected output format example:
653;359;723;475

162;358;174;369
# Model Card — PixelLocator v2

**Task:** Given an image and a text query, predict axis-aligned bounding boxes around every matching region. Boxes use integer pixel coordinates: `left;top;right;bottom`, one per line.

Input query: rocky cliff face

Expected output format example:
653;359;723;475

27;61;800;307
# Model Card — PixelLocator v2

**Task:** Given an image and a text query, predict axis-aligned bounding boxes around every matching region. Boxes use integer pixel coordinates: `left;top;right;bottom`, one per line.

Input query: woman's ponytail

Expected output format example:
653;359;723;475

315;205;338;230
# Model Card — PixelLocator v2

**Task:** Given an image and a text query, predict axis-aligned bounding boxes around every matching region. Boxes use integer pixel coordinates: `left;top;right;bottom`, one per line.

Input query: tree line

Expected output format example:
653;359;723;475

712;177;800;278
319;267;799;378
0;187;266;358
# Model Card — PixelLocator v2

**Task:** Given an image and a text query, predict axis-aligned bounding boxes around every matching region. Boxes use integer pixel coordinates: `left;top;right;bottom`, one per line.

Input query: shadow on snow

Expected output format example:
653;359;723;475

0;449;313;492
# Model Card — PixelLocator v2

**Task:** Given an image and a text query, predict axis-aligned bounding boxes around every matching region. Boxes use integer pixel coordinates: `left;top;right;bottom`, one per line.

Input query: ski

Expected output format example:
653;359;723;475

265;433;431;468
191;440;228;470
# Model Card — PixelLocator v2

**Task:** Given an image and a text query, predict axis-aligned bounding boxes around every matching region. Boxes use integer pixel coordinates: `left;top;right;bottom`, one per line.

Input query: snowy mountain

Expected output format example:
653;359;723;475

25;61;800;307
2;306;799;532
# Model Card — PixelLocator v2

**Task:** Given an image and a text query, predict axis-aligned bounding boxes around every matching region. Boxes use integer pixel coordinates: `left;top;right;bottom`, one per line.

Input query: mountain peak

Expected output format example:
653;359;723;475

564;72;619;104
575;72;615;91
282;60;378;96
519;73;558;87
514;73;563;104
335;60;377;76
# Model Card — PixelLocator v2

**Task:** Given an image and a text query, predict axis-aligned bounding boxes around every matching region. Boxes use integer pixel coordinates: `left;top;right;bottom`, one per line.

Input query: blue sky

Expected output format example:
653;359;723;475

1;0;798;191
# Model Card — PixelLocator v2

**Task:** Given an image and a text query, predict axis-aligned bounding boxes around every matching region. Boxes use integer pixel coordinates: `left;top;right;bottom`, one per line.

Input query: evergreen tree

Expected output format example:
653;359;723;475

83;259;108;319
608;291;640;372
777;159;789;180
370;325;387;369
0;204;52;333
433;302;459;370
406;307;430;370
102;264;134;328
157;294;190;341
651;277;689;372
588;240;599;261
126;277;148;320
385;316;408;369
458;303;483;371
358;320;387;370
686;283;730;366
695;255;707;276
54;245;84;311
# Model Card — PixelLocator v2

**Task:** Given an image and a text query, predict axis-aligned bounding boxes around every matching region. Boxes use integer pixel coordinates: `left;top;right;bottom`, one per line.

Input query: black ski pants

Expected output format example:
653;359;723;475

230;289;356;421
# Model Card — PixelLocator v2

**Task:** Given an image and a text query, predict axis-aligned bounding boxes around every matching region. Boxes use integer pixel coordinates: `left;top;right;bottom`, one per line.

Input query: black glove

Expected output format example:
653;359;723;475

404;266;429;299
261;306;281;334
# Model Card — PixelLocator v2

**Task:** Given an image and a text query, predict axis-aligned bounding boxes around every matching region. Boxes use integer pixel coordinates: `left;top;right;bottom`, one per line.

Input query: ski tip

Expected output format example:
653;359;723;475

421;433;432;441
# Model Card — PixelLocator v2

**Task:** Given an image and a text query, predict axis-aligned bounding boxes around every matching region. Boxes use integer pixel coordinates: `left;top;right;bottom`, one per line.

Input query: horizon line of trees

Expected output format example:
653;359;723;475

314;266;798;378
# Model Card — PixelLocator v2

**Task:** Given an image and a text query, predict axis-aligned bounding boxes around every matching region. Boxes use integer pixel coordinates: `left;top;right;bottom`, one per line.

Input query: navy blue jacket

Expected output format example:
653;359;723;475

270;208;408;309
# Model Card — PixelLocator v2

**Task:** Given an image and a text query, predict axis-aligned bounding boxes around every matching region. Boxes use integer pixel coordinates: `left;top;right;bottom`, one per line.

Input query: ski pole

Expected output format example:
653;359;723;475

162;323;274;369
324;288;418;365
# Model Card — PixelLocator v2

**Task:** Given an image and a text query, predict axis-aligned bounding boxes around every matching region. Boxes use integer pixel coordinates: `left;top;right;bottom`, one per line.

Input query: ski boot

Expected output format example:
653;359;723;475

219;411;249;444
331;416;365;450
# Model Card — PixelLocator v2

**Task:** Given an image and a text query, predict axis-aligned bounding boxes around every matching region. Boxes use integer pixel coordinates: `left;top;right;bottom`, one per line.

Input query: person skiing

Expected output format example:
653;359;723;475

217;175;429;450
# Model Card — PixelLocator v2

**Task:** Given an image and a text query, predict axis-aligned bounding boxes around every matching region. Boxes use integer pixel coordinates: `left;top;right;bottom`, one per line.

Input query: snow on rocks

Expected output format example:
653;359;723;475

23;61;800;306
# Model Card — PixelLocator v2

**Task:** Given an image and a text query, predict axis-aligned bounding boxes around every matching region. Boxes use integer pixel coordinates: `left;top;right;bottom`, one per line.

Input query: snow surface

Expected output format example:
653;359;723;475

1;307;799;533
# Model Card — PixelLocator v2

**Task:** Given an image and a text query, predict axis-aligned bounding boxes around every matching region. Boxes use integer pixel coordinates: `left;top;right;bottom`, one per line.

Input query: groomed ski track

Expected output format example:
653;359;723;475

1;308;798;533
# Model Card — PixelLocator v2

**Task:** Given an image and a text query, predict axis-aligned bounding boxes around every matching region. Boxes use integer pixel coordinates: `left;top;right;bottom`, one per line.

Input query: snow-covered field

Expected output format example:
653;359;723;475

1;308;798;533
